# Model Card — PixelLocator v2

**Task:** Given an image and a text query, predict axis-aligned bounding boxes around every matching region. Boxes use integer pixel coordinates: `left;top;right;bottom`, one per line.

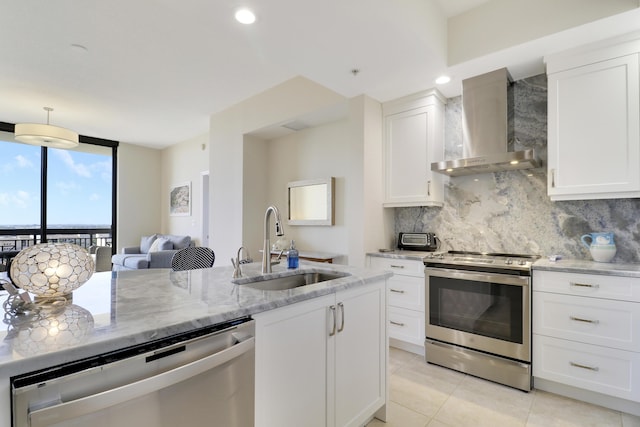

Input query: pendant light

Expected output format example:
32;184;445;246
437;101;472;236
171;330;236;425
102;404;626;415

14;107;79;149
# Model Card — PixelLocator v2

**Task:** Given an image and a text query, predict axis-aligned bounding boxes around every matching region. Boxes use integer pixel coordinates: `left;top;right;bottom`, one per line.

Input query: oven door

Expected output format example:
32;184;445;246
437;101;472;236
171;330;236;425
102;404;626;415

425;267;530;362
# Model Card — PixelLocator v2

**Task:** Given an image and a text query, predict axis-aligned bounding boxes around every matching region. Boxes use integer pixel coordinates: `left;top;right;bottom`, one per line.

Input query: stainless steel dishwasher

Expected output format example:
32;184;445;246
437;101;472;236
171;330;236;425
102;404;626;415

11;317;255;427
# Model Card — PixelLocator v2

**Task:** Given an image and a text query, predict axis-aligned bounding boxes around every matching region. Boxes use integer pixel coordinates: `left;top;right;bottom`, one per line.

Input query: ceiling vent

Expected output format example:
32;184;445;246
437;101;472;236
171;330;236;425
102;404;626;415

281;120;309;132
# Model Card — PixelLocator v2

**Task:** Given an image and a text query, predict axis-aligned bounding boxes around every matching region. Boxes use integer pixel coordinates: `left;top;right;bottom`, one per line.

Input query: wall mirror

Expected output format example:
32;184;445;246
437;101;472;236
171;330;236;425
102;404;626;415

287;177;335;226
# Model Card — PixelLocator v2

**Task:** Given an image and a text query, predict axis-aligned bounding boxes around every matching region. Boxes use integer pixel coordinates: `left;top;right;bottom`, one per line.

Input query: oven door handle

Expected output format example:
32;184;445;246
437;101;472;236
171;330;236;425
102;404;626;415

425;267;530;287
28;336;255;427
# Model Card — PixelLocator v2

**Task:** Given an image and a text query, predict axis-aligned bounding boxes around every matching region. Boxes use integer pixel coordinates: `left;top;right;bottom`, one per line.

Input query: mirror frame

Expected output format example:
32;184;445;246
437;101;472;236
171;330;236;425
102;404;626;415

287;177;335;226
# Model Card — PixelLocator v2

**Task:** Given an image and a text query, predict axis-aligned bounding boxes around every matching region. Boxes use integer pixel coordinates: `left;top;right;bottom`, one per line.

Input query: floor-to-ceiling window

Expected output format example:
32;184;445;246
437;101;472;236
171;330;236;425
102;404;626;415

0;126;118;271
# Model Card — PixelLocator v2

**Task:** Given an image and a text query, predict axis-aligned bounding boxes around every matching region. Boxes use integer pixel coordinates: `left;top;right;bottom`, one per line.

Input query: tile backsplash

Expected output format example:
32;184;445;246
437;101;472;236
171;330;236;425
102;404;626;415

395;74;640;263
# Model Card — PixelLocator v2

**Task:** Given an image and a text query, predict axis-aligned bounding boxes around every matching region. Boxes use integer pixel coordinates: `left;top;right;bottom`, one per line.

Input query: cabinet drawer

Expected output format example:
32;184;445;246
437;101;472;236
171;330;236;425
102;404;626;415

533;291;640;351
533;335;640;401
368;257;425;278
388;307;424;346
533;270;640;302
387;275;424;312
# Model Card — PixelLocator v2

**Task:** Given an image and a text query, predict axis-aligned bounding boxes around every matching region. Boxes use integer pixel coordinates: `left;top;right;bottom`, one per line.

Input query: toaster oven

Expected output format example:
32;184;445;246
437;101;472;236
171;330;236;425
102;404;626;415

397;232;440;251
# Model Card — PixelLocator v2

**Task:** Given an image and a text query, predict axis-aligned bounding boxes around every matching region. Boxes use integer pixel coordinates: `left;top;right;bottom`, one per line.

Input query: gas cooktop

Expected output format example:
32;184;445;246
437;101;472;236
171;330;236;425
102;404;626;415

423;250;541;271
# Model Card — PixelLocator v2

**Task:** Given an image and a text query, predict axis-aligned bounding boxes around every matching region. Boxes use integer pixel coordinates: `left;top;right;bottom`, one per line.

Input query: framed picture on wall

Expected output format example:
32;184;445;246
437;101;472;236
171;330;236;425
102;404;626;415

169;182;191;216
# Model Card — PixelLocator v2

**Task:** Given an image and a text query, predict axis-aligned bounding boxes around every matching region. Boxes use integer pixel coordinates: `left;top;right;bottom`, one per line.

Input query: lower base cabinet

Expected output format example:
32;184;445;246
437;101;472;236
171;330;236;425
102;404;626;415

532;269;640;412
253;280;387;427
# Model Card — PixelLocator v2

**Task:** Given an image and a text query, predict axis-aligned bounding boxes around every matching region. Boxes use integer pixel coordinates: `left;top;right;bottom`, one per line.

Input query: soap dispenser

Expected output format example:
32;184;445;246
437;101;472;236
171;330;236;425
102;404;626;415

287;240;299;269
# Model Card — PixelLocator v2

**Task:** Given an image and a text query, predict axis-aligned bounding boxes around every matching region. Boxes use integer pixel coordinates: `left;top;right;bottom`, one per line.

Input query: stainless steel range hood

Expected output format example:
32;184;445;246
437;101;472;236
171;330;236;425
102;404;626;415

431;68;540;177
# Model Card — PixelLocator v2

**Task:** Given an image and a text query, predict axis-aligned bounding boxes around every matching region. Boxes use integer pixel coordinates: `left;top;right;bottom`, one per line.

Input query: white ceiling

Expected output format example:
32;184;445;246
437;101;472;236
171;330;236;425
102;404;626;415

0;0;638;148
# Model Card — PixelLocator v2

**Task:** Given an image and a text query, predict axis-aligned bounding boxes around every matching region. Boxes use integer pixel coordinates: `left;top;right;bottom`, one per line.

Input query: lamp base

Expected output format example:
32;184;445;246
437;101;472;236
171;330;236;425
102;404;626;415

34;293;73;304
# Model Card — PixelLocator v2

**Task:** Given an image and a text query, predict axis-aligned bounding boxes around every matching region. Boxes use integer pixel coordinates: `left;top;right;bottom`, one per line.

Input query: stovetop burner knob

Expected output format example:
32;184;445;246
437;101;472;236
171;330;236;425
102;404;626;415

505;258;513;265
518;259;527;266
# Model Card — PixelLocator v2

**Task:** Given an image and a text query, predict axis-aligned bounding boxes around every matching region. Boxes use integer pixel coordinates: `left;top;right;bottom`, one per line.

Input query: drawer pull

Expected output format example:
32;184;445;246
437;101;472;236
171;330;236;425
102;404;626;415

390;321;405;327
389;289;405;294
570;282;599;289
390;265;405;269
570;316;599;325
570;361;599;372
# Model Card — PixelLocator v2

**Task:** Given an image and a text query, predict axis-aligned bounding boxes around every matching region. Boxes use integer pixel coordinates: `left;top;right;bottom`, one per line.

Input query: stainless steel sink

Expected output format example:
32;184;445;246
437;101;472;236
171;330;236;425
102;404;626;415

236;271;350;291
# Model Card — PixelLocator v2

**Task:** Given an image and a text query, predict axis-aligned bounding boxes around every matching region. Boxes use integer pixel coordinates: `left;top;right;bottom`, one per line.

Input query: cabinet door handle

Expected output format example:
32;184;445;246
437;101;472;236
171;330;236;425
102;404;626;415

390;288;405;294
550;168;555;188
329;305;336;336
390;320;405;327
337;302;345;333
570;361;599;372
390;265;405;269
427;180;431;196
570;316;599;324
570;282;599;289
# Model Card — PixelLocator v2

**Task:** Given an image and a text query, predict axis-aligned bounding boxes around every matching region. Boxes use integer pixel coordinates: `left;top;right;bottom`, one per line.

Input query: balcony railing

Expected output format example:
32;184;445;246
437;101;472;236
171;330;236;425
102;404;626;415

0;228;112;272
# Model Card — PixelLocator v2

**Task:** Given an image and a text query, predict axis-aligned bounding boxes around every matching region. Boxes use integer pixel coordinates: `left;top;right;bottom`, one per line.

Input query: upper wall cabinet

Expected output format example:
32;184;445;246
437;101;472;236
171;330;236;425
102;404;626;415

382;89;446;207
545;35;640;201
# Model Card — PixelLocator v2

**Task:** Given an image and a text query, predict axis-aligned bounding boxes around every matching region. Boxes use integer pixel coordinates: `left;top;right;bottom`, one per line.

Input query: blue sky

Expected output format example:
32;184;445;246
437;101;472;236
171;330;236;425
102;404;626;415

0;140;112;226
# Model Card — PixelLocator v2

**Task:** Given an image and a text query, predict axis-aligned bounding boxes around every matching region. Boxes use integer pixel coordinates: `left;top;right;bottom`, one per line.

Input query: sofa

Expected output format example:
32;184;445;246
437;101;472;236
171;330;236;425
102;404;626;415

111;234;193;271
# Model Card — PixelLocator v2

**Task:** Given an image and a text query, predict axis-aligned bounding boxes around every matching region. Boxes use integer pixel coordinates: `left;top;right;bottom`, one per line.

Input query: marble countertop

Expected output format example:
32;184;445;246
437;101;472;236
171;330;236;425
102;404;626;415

533;258;640;277
0;261;391;378
366;250;436;262
368;250;640;279
268;249;341;260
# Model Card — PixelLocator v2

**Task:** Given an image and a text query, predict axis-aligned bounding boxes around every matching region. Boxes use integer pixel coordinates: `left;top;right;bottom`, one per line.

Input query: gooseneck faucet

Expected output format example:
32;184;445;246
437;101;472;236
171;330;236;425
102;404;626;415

262;205;284;274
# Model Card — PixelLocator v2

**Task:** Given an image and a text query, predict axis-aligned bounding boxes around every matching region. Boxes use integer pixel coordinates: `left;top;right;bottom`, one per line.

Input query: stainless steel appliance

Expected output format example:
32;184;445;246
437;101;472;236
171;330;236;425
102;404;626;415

397;232;440;251
11;317;255;427
424;251;539;391
430;68;540;176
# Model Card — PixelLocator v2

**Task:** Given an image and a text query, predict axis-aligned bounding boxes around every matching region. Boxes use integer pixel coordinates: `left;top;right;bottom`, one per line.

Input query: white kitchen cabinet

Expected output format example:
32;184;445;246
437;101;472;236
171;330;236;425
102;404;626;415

382;89;445;207
545;35;640;201
533;269;640;405
254;280;387;427
367;255;425;355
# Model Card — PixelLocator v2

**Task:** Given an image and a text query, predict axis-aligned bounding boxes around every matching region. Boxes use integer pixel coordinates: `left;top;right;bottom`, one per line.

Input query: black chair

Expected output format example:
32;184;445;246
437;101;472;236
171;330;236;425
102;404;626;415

170;247;215;271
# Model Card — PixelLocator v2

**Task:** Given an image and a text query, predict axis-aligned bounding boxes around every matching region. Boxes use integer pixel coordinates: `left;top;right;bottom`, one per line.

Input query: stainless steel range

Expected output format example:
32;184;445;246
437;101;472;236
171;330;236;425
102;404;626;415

423;251;540;391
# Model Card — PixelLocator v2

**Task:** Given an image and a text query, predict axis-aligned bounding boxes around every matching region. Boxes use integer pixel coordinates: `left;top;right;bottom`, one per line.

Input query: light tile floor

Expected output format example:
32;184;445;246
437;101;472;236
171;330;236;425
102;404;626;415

367;347;640;427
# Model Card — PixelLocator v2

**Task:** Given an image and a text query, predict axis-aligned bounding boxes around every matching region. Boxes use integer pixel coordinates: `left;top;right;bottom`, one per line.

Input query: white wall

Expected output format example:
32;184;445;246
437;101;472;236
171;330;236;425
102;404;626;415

265;119;351;263
209;77;347;266
242;94;388;267
448;0;638;65
160;132;209;245
116;143;162;251
243;134;269;258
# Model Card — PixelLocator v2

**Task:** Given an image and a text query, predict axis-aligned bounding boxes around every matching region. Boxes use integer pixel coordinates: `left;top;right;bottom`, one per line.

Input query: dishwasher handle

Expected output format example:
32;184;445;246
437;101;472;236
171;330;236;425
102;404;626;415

28;336;255;427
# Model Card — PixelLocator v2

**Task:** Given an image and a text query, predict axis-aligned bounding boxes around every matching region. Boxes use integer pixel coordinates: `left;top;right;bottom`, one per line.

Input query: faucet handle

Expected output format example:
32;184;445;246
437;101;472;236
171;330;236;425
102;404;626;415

231;257;242;278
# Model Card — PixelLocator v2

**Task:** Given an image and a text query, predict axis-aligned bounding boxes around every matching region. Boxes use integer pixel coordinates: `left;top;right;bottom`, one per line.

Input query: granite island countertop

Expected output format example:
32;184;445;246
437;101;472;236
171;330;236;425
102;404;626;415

0;261;391;379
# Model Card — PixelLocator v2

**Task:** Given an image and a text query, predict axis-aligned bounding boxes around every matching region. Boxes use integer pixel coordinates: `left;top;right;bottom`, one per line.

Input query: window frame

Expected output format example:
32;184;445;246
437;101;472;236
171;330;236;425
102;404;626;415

0;121;119;252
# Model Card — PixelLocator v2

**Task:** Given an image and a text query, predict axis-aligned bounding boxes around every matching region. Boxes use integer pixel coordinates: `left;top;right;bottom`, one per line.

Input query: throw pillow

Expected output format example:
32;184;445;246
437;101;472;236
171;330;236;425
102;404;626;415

148;237;173;253
163;234;191;250
140;234;158;253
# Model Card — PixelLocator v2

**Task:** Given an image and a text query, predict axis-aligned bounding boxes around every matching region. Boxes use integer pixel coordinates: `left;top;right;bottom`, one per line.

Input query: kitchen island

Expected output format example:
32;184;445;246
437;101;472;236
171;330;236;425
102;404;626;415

0;262;391;427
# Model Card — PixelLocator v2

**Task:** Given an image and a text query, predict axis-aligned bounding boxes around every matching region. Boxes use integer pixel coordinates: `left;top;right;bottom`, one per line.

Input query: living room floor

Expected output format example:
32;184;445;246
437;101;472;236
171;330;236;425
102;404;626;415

367;347;640;427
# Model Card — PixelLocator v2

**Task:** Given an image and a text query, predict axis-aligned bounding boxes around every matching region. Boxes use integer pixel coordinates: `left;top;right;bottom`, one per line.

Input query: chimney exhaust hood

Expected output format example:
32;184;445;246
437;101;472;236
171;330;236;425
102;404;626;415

431;68;540;177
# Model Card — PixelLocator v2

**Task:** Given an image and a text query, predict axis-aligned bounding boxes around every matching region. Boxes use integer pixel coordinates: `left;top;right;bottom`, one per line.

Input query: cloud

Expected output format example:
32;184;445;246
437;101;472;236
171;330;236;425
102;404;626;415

0;190;33;209
55;181;81;195
1;154;35;174
89;193;100;201
15;155;34;168
53;150;91;178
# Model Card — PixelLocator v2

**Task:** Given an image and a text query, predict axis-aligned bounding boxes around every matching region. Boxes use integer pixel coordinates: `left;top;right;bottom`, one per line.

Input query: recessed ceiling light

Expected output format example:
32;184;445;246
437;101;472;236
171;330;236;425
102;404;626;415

235;8;256;24
435;75;451;85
